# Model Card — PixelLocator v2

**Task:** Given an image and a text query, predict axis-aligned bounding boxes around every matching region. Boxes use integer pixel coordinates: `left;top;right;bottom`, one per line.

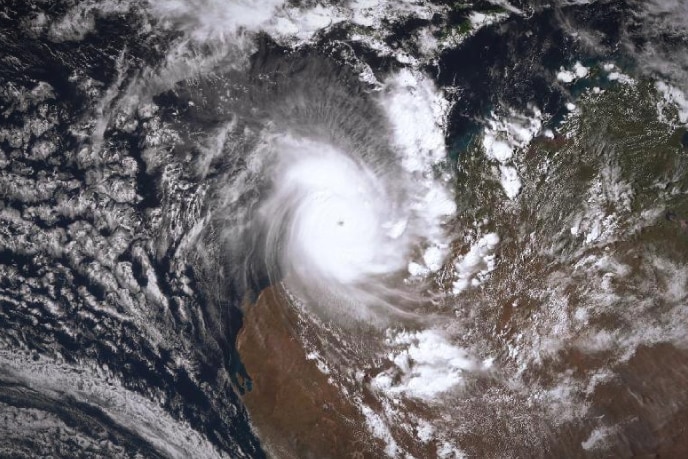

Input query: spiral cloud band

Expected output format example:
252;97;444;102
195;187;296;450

248;70;457;321
202;55;458;322
260;136;409;284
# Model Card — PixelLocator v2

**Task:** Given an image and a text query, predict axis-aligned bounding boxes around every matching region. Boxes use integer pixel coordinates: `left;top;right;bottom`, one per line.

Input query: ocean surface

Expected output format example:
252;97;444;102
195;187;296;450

1;1;687;457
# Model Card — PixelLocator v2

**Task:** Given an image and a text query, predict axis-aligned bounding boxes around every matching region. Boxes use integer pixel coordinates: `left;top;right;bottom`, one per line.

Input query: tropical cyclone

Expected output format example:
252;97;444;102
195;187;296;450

204;46;457;323
248;76;457;322
2;0;688;458
260;136;408;282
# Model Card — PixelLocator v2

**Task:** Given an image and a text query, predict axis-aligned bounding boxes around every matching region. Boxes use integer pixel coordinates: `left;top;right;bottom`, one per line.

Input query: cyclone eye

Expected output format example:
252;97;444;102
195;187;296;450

259;135;410;292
